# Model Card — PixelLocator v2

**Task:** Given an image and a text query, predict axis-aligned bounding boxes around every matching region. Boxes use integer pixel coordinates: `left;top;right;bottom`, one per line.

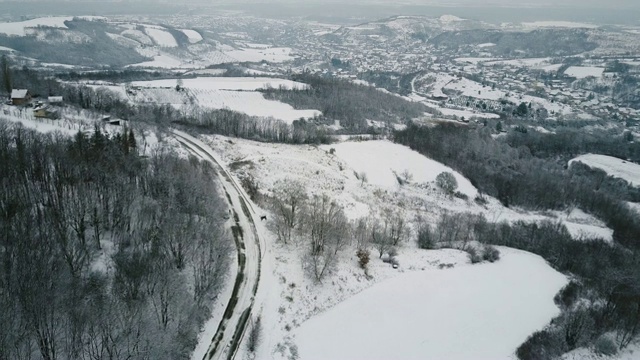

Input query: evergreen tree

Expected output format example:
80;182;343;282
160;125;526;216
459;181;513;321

128;129;136;151
1;55;11;94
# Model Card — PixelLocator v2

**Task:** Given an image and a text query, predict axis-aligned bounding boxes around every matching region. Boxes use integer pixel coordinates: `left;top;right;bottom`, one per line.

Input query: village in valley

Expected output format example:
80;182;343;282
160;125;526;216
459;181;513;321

1;13;639;133
1;7;640;360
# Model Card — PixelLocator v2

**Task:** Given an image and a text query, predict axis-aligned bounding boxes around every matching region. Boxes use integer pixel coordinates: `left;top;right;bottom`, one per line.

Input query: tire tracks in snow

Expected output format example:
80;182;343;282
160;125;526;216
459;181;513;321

173;130;262;360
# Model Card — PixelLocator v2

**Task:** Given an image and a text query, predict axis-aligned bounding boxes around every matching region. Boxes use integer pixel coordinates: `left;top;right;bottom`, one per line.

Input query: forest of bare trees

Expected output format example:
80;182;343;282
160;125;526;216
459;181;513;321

0;123;231;360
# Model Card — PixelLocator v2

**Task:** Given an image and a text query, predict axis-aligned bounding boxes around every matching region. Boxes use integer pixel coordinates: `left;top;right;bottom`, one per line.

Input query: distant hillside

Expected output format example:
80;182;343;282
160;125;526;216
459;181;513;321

0;19;149;67
429;29;597;57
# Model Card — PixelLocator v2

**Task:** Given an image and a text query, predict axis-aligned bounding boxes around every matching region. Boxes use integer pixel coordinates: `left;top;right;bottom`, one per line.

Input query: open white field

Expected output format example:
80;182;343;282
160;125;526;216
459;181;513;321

88;77;320;123
295;247;567;360
0;16;73;36
128;54;187;69
144;27;178;47
181;29;203;43
564;66;605;79
570;154;640;187
322;140;478;198
131;77;309;91
189;89;321;123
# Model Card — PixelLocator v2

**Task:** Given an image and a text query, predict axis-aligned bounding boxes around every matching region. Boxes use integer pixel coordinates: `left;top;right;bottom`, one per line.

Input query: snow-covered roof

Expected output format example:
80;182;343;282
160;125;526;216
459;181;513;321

11;89;28;99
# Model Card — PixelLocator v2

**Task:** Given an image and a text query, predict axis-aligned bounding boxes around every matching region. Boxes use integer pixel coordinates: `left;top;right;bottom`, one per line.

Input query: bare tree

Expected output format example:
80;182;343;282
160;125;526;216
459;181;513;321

270;179;307;244
304;194;349;281
353;217;371;250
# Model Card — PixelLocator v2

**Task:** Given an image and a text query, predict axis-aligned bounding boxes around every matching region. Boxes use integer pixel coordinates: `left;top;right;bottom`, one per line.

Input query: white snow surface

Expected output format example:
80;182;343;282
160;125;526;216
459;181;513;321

570;154;640;187
128;54;186;69
132;77;308;91
0;16;73;36
189;89;320;123
564;66;605;79
144;27;178;47
321;140;478;198
295;247;567;360
181;29;203;43
439;14;465;23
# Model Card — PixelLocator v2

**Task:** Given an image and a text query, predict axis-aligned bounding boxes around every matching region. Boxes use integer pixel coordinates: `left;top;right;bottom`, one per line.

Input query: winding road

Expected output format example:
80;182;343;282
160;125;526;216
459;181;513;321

173;130;263;360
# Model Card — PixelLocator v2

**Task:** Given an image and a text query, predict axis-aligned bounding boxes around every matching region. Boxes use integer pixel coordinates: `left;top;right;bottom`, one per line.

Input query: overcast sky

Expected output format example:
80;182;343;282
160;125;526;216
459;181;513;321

208;0;638;7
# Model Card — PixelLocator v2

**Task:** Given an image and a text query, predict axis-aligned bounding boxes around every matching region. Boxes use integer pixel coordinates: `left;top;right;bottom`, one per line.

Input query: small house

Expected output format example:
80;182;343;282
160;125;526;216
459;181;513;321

11;89;31;106
33;104;58;119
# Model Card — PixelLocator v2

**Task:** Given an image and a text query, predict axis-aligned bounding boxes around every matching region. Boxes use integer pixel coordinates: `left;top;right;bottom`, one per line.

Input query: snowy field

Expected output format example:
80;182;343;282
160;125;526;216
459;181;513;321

564;66;605;79
485;57;552;68
295;247;567;360
144;27;178;47
128;54;187;69
90;77;320;123
188;89;321;123
181;29;203;43
323;140;478;198
0;16;73;36
132;77;308;91
570;154;640;186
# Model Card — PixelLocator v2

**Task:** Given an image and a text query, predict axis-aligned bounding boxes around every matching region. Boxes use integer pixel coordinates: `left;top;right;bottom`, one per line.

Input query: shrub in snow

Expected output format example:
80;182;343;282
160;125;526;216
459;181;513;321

417;225;436;249
453;191;468;200
474;193;488;205
554;281;581;310
356;249;370;269
247;315;262;353
466;247;482;264
482;245;500;263
594;335;617;356
516;329;566;360
436;171;458;195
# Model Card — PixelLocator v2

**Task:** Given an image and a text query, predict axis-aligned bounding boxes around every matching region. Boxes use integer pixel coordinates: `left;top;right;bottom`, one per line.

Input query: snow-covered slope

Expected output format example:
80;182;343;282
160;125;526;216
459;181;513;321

570;154;640;187
0;16;73;36
295;247;567;360
144;27;178;47
323;140;478;198
181;29;203;43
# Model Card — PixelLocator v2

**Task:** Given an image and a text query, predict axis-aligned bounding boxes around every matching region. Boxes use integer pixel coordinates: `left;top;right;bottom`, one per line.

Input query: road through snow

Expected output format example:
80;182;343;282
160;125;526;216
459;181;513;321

173;130;263;360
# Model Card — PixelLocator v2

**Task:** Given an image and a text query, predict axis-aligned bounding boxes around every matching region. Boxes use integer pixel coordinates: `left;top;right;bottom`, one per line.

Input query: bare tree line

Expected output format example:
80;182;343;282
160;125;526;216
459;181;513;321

264;179;410;281
0;122;231;360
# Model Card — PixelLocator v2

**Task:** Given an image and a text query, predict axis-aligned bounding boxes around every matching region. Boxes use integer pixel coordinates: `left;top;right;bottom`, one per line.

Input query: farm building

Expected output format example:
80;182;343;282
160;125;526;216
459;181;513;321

11;89;31;105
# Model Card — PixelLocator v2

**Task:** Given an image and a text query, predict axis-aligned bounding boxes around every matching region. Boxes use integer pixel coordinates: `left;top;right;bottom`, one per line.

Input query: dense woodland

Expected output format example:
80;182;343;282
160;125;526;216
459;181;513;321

0;123;231;359
262;73;426;130
395;123;640;358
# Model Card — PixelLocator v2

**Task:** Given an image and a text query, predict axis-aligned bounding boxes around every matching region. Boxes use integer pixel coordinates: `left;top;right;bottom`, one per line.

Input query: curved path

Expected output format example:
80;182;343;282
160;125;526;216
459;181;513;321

173;130;263;360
